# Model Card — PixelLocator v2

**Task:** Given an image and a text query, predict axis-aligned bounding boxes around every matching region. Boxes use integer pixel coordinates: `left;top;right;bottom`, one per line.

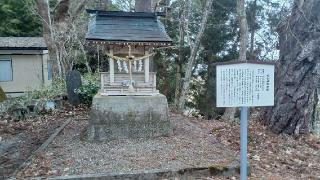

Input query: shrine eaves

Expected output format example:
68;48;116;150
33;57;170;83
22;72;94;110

85;9;172;46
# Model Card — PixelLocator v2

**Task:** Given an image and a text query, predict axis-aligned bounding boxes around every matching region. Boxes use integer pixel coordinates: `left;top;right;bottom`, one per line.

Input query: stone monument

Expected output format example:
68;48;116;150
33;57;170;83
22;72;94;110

85;3;173;141
66;70;82;105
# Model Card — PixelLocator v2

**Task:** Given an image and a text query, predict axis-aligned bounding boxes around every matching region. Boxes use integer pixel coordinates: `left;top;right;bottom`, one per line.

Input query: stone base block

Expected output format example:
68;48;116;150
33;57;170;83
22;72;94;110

87;94;172;141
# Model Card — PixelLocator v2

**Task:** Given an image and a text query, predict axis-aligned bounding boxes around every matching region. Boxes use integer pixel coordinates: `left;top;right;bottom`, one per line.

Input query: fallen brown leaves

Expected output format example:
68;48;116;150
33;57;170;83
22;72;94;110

210;113;320;179
16;153;55;179
0;105;89;179
2;108;320;179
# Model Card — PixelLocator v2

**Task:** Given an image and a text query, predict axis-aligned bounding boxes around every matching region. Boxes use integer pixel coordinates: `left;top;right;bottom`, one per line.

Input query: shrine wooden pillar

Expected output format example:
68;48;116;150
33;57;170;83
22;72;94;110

144;49;149;83
109;46;114;84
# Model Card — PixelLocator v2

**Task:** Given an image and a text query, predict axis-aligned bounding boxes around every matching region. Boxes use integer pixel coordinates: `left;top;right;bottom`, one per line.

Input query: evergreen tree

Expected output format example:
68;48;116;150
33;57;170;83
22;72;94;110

155;0;238;115
190;0;237;119
0;0;42;37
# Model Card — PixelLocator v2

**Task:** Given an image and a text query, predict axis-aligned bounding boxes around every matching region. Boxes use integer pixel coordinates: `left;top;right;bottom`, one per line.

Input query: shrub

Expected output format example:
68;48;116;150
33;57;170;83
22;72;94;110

0;78;67;121
28;77;66;100
75;73;100;105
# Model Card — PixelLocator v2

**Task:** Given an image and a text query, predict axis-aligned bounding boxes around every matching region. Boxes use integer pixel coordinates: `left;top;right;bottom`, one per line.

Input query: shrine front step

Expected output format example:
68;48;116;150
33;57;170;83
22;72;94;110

87;94;173;141
101;85;159;96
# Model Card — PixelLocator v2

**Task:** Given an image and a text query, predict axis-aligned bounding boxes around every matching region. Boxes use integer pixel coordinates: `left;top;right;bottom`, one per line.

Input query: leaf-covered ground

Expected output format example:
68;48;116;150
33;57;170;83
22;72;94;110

0;106;88;179
209;114;320;179
1;109;319;179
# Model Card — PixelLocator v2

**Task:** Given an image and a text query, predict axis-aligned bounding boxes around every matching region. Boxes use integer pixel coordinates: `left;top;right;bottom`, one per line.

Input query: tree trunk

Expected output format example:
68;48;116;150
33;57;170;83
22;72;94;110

313;86;320;137
249;0;257;60
311;83;320;138
54;0;70;23
37;0;72;76
174;1;186;109
36;0;50;47
221;108;237;121
222;0;248;121
135;0;152;12
237;0;249;62
36;0;88;77
174;63;182;108
262;0;320;135
204;55;216;119
178;0;213;112
36;0;63;76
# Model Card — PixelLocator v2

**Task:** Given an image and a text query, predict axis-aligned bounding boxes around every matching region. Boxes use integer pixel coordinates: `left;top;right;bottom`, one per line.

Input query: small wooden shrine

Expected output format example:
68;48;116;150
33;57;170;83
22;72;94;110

86;10;172;96
85;8;173;141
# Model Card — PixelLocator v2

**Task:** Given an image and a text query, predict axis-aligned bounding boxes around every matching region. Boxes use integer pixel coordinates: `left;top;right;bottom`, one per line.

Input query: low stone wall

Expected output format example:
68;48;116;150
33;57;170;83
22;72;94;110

87;94;172;141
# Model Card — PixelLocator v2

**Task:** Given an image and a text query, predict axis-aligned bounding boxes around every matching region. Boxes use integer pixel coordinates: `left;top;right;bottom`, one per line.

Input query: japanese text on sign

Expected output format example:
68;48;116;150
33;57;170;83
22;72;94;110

216;63;274;107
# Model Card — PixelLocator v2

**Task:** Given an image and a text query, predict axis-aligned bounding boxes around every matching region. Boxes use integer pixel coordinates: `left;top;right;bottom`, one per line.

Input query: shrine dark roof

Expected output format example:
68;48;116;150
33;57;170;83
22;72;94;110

85;10;172;46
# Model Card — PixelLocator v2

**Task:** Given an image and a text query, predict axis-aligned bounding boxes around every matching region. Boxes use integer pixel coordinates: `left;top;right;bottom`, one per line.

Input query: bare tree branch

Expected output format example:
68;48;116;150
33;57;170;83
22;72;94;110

178;0;213;111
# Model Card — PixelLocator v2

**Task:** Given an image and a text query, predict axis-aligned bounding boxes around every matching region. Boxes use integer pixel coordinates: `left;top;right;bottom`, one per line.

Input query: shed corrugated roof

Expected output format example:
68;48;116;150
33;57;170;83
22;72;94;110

0;37;47;50
85;10;172;46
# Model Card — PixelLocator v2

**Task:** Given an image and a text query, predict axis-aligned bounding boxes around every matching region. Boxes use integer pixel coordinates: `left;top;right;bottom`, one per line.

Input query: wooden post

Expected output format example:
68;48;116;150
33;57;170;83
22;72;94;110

101;73;104;93
97;45;100;73
153;72;157;92
144;50;150;83
109;47;114;84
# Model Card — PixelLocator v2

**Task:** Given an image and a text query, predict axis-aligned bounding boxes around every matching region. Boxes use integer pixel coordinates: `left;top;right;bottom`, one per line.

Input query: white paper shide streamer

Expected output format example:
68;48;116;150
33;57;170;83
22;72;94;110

117;60;123;72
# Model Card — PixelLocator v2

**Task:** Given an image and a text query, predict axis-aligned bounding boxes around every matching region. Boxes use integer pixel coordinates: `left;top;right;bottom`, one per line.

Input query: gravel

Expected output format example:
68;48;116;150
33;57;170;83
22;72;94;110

21;113;239;177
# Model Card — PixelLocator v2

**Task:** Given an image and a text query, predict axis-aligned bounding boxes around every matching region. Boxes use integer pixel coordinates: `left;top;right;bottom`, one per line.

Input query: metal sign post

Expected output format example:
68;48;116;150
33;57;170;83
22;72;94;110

215;61;275;180
240;106;248;180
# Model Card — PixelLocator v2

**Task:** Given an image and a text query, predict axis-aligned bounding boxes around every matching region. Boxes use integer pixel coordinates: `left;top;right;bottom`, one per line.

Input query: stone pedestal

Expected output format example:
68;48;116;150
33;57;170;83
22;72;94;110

87;94;172;141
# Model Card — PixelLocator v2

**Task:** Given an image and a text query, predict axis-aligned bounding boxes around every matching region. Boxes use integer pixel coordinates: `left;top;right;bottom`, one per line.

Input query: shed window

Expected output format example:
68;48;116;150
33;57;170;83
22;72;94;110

0;59;13;82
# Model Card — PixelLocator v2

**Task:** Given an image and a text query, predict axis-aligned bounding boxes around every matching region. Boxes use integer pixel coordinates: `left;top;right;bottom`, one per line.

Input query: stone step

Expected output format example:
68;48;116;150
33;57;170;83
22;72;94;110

88;94;172;141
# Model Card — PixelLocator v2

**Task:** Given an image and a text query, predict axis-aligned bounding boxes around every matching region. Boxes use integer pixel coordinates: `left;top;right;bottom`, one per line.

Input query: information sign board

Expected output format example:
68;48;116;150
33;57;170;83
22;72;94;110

216;62;274;107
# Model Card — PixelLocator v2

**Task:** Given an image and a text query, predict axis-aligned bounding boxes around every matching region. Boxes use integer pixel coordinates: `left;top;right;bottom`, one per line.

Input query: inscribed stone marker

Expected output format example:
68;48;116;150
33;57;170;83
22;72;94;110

66;70;82;105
